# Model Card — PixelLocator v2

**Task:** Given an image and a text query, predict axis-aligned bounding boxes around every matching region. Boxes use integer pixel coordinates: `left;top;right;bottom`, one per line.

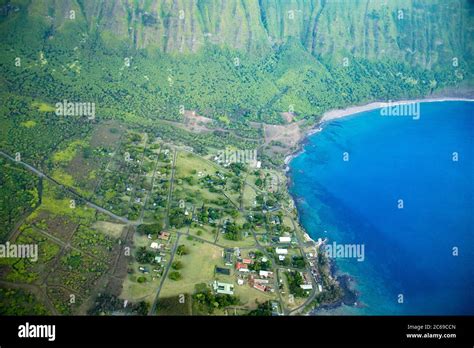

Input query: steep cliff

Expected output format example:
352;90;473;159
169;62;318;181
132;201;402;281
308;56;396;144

1;0;473;69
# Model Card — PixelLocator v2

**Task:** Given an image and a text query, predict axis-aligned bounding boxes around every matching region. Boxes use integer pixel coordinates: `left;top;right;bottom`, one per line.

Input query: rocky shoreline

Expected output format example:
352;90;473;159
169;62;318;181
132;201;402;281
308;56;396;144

282;93;474;314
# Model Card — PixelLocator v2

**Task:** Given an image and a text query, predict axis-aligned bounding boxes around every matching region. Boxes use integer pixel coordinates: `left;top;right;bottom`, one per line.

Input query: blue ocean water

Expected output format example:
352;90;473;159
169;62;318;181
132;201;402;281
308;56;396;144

289;101;474;315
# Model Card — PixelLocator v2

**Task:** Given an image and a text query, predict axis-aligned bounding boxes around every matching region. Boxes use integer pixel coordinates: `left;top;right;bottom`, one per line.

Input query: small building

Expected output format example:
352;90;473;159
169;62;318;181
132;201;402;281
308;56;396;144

150;242;160;250
242;258;253;265
158;231;170;240
278;255;286;261
213;281;234;295
279;236;291;243
300;284;313;290
223;251;233;266
276;248;288;255
259;270;273;278
253;284;266;292
236;262;249;272
154;256;162;263
237;279;244;286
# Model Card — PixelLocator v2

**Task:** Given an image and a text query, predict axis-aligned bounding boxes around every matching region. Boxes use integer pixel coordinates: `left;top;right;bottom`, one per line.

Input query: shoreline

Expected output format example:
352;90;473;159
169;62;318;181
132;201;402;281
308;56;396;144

282;94;474;313
284;96;474;167
320;97;474;123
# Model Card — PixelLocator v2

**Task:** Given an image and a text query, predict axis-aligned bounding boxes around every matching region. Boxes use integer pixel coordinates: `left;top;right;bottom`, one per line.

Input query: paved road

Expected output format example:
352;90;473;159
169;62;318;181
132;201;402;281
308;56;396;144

1;148;318;315
149;149;178;315
0;150;132;225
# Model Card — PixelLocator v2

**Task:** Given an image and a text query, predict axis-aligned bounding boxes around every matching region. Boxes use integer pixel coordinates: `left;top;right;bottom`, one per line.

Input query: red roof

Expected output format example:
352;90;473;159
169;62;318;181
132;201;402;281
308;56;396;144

159;231;170;240
253;284;266;292
242;258;253;264
236;262;248;270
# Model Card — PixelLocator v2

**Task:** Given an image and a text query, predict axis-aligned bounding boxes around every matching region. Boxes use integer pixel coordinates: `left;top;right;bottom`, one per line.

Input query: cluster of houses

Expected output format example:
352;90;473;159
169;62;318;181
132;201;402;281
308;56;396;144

212;248;276;295
304;238;326;293
137;231;173;278
248;270;275;293
299;272;313;290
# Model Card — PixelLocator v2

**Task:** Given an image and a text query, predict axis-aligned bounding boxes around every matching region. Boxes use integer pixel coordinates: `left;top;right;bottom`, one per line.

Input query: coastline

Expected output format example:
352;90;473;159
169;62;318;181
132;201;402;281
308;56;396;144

283;94;474;313
320;97;474;123
284;96;474;168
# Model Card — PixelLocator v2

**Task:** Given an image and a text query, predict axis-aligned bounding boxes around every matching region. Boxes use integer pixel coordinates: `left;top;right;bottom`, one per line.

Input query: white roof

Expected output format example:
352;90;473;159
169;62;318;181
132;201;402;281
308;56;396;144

275;248;288;255
150;242;159;249
259;270;273;277
279;236;291;243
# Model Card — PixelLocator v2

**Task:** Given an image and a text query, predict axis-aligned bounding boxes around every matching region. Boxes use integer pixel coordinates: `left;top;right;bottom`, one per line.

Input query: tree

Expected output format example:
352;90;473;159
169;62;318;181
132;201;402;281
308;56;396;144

135;247;155;264
172;261;183;270
168;271;182;281
248;301;273;316
176;245;189;256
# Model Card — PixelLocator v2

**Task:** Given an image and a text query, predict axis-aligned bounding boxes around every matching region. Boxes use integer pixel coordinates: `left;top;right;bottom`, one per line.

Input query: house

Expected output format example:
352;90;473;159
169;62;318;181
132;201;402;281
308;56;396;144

223;250;233;266
158;231;170;240
213;281;234;295
275;248;288;255
150;242;160;250
253;283;266;292
259;270;273;278
215;267;231;275
154;256;162;263
237;279;244;285
279;236;291;243
300;284;313;290
278;255;286;261
242;258;253;265
236;262;249;272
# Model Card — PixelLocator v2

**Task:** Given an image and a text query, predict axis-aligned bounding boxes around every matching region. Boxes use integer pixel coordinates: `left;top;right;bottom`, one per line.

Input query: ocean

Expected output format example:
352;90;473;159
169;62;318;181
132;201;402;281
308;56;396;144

289;101;474;315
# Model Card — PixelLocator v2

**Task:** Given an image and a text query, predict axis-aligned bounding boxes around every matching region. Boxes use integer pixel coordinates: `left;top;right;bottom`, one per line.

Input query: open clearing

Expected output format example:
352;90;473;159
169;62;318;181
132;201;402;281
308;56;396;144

158;238;222;298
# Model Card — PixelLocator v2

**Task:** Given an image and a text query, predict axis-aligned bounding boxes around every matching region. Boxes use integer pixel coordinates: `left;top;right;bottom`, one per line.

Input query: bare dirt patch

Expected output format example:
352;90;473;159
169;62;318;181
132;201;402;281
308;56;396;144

183;110;214;133
281;112;295;123
263;121;304;149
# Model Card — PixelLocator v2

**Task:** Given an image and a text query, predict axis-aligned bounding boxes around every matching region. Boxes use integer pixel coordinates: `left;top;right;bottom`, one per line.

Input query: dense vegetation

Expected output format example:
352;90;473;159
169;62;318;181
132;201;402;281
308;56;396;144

0;2;471;168
0;287;50;315
87;293;149;315
0;0;472;317
0;159;39;242
192;283;239;314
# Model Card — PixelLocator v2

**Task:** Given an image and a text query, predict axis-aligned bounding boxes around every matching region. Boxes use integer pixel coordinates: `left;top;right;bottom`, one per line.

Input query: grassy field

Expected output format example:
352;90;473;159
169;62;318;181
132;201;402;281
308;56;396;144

234;283;277;309
92;221;126;239
158;237;223;298
120;272;160;305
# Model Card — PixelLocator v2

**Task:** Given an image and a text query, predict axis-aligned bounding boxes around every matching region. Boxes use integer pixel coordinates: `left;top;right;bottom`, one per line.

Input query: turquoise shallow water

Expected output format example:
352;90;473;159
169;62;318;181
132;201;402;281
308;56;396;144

289;101;474;315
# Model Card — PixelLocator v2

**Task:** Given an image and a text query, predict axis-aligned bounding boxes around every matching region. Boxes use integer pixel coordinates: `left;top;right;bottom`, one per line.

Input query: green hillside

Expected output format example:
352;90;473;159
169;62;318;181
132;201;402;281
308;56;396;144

0;0;472;141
